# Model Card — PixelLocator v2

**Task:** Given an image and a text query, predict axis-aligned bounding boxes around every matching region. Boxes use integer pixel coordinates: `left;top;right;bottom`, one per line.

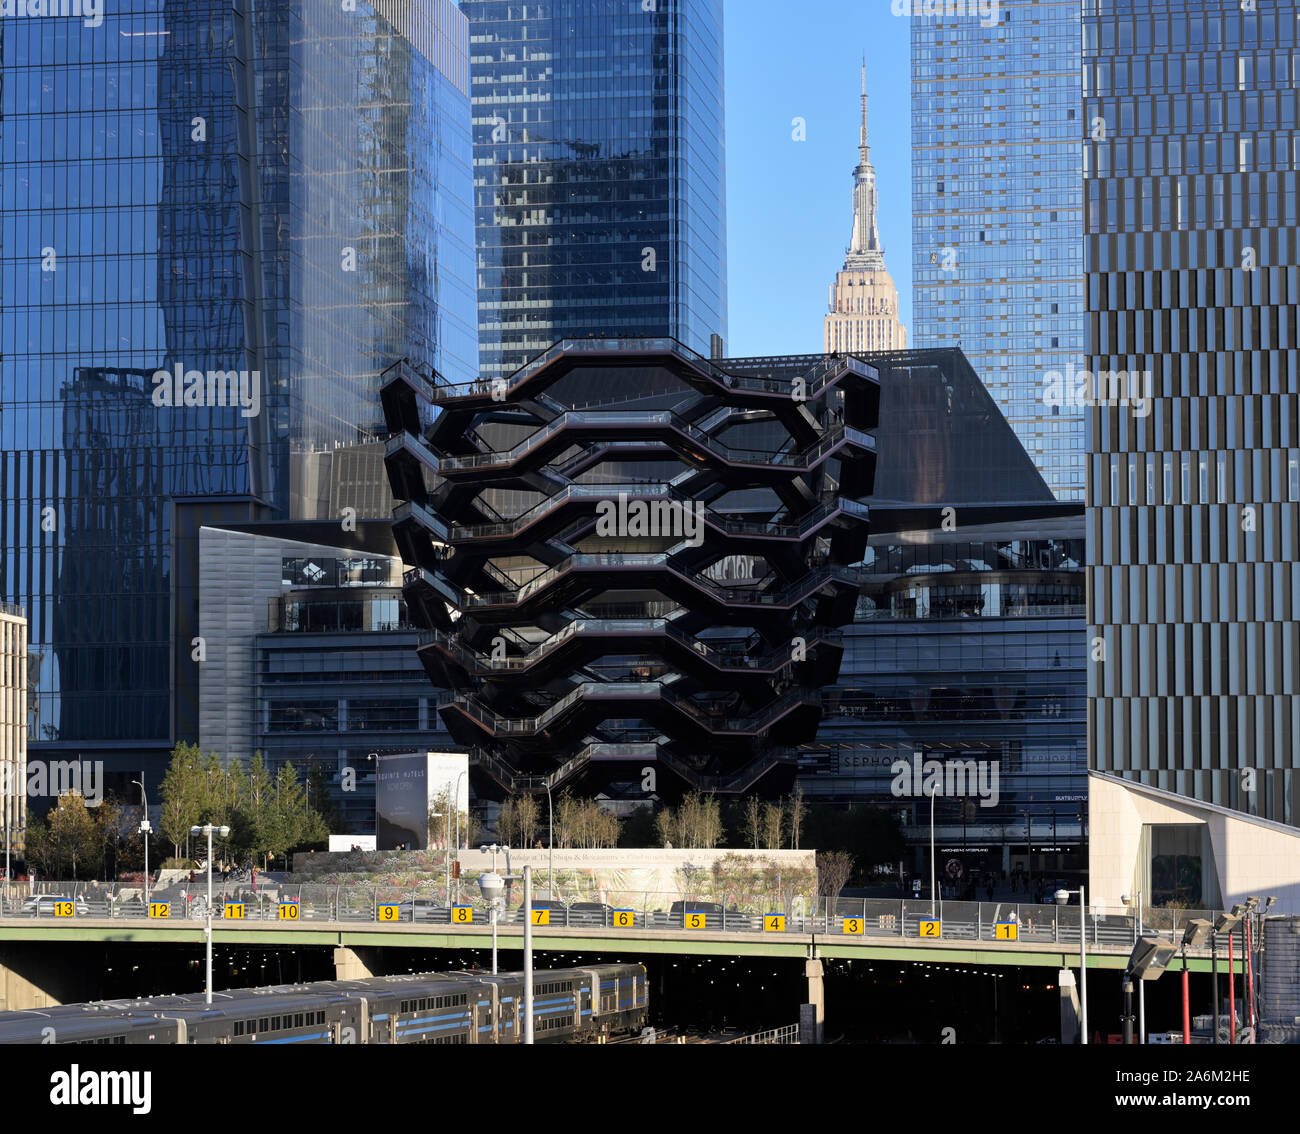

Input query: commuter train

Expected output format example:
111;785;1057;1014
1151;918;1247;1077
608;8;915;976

0;964;647;1045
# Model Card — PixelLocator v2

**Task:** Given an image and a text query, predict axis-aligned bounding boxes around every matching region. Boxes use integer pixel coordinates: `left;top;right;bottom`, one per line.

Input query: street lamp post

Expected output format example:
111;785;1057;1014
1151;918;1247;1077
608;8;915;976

546;782;554;899
190;823;231;1004
928;781;938;917
1055;885;1088;1044
452;770;467;903
1123;890;1145;1042
132;779;151;908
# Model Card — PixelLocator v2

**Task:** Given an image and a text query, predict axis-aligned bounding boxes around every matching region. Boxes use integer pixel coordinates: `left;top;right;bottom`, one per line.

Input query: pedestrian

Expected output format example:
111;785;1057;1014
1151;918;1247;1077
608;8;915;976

251;866;257;892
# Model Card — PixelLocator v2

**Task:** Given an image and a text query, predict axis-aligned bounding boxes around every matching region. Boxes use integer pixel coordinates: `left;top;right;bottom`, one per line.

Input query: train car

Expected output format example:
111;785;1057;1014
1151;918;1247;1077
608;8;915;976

0;964;648;1045
0;1002;183;1045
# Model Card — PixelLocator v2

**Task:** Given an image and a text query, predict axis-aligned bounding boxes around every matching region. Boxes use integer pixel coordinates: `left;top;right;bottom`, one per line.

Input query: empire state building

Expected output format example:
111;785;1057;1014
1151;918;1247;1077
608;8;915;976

824;63;906;353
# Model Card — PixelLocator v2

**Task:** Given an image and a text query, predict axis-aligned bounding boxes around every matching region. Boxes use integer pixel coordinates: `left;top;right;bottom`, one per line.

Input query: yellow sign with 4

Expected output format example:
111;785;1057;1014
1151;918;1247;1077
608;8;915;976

763;915;785;932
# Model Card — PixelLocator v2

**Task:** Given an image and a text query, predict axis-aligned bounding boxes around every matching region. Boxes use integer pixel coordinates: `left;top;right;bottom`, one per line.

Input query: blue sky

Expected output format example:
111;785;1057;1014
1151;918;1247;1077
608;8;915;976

723;0;913;357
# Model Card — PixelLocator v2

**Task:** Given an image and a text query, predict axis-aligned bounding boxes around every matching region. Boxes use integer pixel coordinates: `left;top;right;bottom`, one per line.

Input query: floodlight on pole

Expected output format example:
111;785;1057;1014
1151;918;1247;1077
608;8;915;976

1054;884;1088;1044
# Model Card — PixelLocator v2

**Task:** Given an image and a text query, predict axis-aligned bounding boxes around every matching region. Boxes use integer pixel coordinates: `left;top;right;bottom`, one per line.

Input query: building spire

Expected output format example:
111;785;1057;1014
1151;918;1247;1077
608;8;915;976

846;56;884;270
860;56;869;157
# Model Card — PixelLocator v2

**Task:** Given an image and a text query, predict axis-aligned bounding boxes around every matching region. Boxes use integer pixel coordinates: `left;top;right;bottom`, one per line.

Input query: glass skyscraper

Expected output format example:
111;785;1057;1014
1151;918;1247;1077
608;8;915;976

1;0;476;779
910;0;1086;500
1085;0;1300;831
460;0;727;379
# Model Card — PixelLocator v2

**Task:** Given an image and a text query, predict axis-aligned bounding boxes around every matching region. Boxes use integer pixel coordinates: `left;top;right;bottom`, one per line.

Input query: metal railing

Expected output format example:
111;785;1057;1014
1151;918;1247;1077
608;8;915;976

0;883;1241;956
724;1024;801;1044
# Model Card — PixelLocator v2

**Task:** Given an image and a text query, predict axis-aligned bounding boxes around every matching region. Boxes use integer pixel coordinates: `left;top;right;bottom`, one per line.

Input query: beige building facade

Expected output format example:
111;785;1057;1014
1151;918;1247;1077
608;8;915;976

824;64;906;354
1;604;26;862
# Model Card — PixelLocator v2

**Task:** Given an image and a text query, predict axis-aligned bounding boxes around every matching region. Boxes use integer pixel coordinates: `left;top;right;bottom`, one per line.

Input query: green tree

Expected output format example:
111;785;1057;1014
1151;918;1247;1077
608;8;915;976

40;793;101;879
159;742;206;858
238;753;276;869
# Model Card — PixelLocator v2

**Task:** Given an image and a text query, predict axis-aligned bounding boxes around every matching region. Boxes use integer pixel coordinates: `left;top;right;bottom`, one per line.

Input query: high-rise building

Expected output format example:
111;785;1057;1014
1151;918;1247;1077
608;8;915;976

0;605;26;863
824;64;907;354
910;0;1086;501
0;0;477;791
460;0;728;379
1084;0;1300;913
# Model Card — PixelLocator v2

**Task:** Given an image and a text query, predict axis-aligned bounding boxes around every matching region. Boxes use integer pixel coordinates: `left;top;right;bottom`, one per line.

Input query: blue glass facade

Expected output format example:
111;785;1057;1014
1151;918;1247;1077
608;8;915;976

1;1;476;770
460;0;727;378
910;0;1086;501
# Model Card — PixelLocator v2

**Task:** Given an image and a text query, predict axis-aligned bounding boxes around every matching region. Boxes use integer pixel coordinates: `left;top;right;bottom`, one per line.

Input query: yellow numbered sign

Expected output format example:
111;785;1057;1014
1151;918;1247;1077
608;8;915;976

224;903;245;920
919;919;941;938
530;908;550;926
148;902;170;919
54;901;75;918
377;904;401;922
994;921;1019;941
451;906;473;924
278;903;300;921
842;917;865;935
763;915;786;932
612;910;635;928
684;911;706;930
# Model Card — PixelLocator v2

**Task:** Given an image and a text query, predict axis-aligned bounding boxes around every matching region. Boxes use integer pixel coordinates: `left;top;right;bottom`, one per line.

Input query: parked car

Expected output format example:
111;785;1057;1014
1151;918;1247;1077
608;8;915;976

21;895;89;916
395;898;444;921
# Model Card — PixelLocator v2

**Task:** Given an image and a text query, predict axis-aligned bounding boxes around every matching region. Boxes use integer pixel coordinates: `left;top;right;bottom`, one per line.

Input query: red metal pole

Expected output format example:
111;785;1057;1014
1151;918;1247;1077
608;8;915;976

1182;959;1191;1045
1228;931;1236;1044
1245;917;1255;1030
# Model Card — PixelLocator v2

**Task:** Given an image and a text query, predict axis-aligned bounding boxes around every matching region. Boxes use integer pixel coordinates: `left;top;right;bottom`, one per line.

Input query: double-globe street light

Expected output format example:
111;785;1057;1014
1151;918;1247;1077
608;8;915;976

190;824;230;1004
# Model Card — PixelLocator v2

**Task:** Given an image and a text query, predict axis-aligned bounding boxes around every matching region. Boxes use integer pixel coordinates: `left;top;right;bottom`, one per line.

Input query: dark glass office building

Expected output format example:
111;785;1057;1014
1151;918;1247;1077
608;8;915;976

796;349;1087;885
1084;1;1300;910
460;0;727;378
1;0;476;789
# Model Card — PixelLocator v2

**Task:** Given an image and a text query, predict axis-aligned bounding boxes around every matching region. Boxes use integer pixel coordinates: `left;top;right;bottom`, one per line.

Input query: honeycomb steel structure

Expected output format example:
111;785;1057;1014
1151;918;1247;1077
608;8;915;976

381;339;880;797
